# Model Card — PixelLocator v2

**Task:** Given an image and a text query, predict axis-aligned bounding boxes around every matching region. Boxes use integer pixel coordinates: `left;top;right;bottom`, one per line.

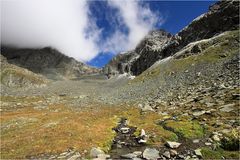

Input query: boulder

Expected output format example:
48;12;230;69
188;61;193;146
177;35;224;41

142;148;160;160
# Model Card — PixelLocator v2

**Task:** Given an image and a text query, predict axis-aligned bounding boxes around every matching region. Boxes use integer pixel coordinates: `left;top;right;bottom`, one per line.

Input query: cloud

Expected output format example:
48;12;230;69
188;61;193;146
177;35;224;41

1;0;164;62
1;0;101;62
103;0;164;54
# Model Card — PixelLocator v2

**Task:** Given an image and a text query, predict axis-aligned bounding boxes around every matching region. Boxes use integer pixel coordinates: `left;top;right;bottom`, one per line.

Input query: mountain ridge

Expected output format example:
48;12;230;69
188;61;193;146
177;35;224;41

104;0;239;77
1;46;100;81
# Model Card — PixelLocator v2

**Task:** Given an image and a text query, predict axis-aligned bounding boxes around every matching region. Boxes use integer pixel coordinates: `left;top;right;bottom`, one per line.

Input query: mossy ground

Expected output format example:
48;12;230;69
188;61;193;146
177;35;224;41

164;120;204;139
201;147;239;159
0;97;178;159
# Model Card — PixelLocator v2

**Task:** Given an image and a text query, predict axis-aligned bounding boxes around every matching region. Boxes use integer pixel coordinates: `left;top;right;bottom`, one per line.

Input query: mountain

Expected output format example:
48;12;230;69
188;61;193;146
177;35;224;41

1;47;100;80
104;0;239;77
1;1;239;159
0;54;48;89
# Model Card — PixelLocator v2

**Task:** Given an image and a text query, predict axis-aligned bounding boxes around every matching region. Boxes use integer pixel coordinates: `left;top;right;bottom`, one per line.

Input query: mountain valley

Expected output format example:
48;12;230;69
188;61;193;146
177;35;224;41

0;1;239;160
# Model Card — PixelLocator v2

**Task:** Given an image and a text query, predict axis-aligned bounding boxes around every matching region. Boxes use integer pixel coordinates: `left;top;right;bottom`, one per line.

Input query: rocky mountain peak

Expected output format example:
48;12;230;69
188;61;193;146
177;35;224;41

104;0;239;77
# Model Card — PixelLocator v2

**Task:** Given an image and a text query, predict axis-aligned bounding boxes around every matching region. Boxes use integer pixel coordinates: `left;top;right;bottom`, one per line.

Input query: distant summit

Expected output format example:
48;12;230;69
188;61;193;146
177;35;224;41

1;47;100;80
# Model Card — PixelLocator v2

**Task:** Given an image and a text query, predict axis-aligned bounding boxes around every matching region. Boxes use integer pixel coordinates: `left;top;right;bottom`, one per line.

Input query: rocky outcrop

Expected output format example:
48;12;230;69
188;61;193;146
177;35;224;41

103;50;139;77
104;0;239;76
0;54;48;88
1;47;99;80
103;30;173;77
130;30;175;75
161;0;239;59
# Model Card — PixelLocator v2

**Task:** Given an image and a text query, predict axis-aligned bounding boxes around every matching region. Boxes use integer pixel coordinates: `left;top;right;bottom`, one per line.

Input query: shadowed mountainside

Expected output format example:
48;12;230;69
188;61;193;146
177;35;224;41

1;47;99;80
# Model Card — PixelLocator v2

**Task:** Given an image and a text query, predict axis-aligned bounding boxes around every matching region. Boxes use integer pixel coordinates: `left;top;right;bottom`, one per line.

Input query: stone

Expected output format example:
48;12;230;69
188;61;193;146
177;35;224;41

170;150;178;157
232;94;240;100
59;93;67;97
194;149;202;158
133;158;143;160
141;104;154;112
193;139;200;143
163;151;171;158
138;139;147;144
133;151;142;157
121;153;137;159
166;141;181;149
205;142;212;146
90;147;104;158
212;135;221;142
67;154;81;160
120;127;130;134
192;110;205;117
220;104;235;112
221;129;231;134
142;148;160;160
97;154;110;159
141;129;146;137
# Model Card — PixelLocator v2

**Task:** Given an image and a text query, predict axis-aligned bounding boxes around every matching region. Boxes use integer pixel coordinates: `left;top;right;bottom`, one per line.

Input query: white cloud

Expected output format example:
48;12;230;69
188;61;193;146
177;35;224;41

103;0;164;54
1;0;164;62
1;0;101;62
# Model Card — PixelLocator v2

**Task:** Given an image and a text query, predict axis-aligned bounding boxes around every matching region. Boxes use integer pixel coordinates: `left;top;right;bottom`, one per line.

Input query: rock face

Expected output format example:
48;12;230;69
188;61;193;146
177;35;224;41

131;30;174;75
103;50;138;77
104;0;239;77
0;54;48;88
1;47;99;80
103;30;173;77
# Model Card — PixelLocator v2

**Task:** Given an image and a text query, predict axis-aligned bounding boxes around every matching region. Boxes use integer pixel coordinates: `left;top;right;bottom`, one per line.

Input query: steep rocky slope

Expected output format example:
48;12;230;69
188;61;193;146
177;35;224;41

104;0;239;77
1;47;99;80
0;54;47;89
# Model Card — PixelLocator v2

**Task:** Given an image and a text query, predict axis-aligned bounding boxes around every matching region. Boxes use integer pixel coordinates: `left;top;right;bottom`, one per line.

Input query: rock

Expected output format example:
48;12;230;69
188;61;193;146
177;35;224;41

97;154;110;159
141;104;154;112
142;148;160;160
59;93;67;97
138;129;147;144
220;104;235;112
193;139;200;143
133;151;142;157
120;127;130;134
16;103;21;106
166;141;181;149
90;147;104;158
138;139;147;144
221;129;231;134
121;153;137;159
170;150;178;157
163;151;171;158
212;135;221;142
133;158;143;160
141;129;146;137
205;142;212;146
192;110;205;116
232;93;240;100
67;154;81;160
194;149;202;158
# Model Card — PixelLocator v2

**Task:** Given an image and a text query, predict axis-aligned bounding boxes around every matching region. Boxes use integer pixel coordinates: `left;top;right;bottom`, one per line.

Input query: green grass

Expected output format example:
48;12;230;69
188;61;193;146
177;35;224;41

164;120;204;139
201;147;239;159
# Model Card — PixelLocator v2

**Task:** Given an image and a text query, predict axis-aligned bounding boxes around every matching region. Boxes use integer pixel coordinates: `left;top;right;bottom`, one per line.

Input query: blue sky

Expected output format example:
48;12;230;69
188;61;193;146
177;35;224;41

87;1;216;68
